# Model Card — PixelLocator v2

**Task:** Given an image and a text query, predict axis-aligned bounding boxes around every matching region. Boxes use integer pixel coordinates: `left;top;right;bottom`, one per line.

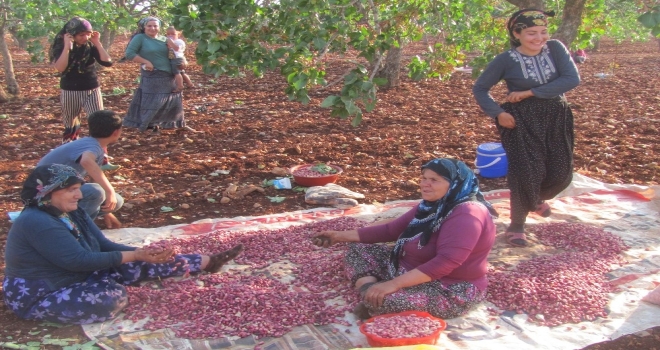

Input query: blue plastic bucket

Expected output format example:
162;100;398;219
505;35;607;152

475;142;507;178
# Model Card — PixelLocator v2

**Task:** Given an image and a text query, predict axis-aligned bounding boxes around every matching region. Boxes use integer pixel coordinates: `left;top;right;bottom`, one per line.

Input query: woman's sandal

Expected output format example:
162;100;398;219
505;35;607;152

204;244;244;273
352;302;371;320
534;201;552;217
506;230;528;247
352;282;378;320
145;125;161;136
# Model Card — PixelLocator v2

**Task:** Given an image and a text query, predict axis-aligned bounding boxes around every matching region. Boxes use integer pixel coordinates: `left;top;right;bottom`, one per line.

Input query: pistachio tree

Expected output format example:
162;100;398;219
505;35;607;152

175;0;654;124
172;0;510;125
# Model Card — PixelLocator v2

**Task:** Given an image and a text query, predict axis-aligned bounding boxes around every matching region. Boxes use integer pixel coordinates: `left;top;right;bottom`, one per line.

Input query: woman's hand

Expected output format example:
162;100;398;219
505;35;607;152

64;34;74;50
312;229;359;247
497;112;516;129
90;31;101;45
363;281;399;308
505;90;533;103
134;247;174;263
312;231;341;247
143;61;154;71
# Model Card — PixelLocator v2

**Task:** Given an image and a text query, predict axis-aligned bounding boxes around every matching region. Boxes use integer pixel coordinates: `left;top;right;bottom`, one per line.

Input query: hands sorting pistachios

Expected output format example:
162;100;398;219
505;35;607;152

311;235;332;247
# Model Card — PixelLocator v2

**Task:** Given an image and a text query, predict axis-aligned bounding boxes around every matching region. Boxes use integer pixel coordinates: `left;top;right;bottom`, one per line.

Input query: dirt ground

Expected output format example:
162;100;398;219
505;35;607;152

0;36;658;349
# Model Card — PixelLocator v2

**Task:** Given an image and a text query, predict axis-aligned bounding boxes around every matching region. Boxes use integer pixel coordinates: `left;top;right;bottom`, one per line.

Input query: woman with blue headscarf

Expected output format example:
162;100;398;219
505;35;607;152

313;158;497;319
3;164;243;324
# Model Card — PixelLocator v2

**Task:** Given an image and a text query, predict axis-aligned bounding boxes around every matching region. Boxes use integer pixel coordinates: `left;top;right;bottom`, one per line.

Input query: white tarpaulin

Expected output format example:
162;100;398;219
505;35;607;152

82;174;660;349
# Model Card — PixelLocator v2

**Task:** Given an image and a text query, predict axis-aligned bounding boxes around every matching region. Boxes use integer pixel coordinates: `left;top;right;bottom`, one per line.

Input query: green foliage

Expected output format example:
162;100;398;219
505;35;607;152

169;0;658;123
570;0;654;49
309;163;337;174
320;66;385;125
638;5;660;37
1;0;178;63
172;0;519;123
266;196;286;203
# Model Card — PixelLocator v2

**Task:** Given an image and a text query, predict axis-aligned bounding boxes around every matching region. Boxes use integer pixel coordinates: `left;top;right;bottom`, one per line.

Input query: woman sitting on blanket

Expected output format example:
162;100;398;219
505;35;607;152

3;164;243;324
313;158;497;320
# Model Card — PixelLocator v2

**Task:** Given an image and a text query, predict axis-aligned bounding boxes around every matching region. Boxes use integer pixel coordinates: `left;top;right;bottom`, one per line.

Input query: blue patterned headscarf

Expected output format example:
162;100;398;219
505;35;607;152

21;164;86;208
389;158;497;271
140;17;160;29
20;164;94;243
121;16;166;61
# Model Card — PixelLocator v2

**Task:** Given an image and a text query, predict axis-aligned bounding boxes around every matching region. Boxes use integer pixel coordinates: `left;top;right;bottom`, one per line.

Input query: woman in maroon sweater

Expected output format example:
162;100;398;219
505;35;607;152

313;158;497;319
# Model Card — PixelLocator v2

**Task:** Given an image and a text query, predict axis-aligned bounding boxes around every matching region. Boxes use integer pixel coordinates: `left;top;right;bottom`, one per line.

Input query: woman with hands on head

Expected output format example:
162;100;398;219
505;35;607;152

472;9;580;247
3;164;243;324
313;159;497;320
49;17;113;144
49;17;119;171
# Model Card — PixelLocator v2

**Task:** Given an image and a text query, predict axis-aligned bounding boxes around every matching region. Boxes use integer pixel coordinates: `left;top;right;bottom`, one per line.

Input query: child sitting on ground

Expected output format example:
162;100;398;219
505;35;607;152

166;26;193;91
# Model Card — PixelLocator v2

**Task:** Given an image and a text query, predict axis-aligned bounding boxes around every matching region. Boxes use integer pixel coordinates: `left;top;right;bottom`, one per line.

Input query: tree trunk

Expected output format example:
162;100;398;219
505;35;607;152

8;26;27;50
506;0;545;10
552;0;588;47
0;26;20;96
378;44;402;89
101;25;117;53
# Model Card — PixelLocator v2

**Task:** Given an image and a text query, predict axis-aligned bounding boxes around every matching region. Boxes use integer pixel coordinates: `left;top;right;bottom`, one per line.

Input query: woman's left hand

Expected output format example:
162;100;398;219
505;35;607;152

90;31;101;44
363;281;399;308
135;247;174;263
505;90;533;103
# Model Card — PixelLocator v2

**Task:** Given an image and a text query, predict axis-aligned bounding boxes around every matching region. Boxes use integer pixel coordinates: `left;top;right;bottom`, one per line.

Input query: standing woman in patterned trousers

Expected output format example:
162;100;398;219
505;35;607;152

473;9;580;247
49;17;118;171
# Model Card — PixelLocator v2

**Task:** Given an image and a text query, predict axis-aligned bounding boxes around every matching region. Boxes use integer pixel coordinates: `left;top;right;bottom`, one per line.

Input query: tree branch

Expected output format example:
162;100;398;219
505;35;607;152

318;63;360;90
369;52;385;81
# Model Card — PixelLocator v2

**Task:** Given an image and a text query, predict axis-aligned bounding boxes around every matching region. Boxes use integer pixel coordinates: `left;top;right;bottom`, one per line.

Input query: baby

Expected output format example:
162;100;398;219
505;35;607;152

166;26;193;91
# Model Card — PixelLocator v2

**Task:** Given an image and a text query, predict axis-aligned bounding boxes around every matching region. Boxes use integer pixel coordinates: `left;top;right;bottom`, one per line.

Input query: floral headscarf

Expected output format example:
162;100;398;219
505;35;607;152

21;164;94;243
121;16;166;61
137;16;162;33
21;164;85;209
49;17;94;67
129;16;165;42
507;9;555;47
389;158;498;272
